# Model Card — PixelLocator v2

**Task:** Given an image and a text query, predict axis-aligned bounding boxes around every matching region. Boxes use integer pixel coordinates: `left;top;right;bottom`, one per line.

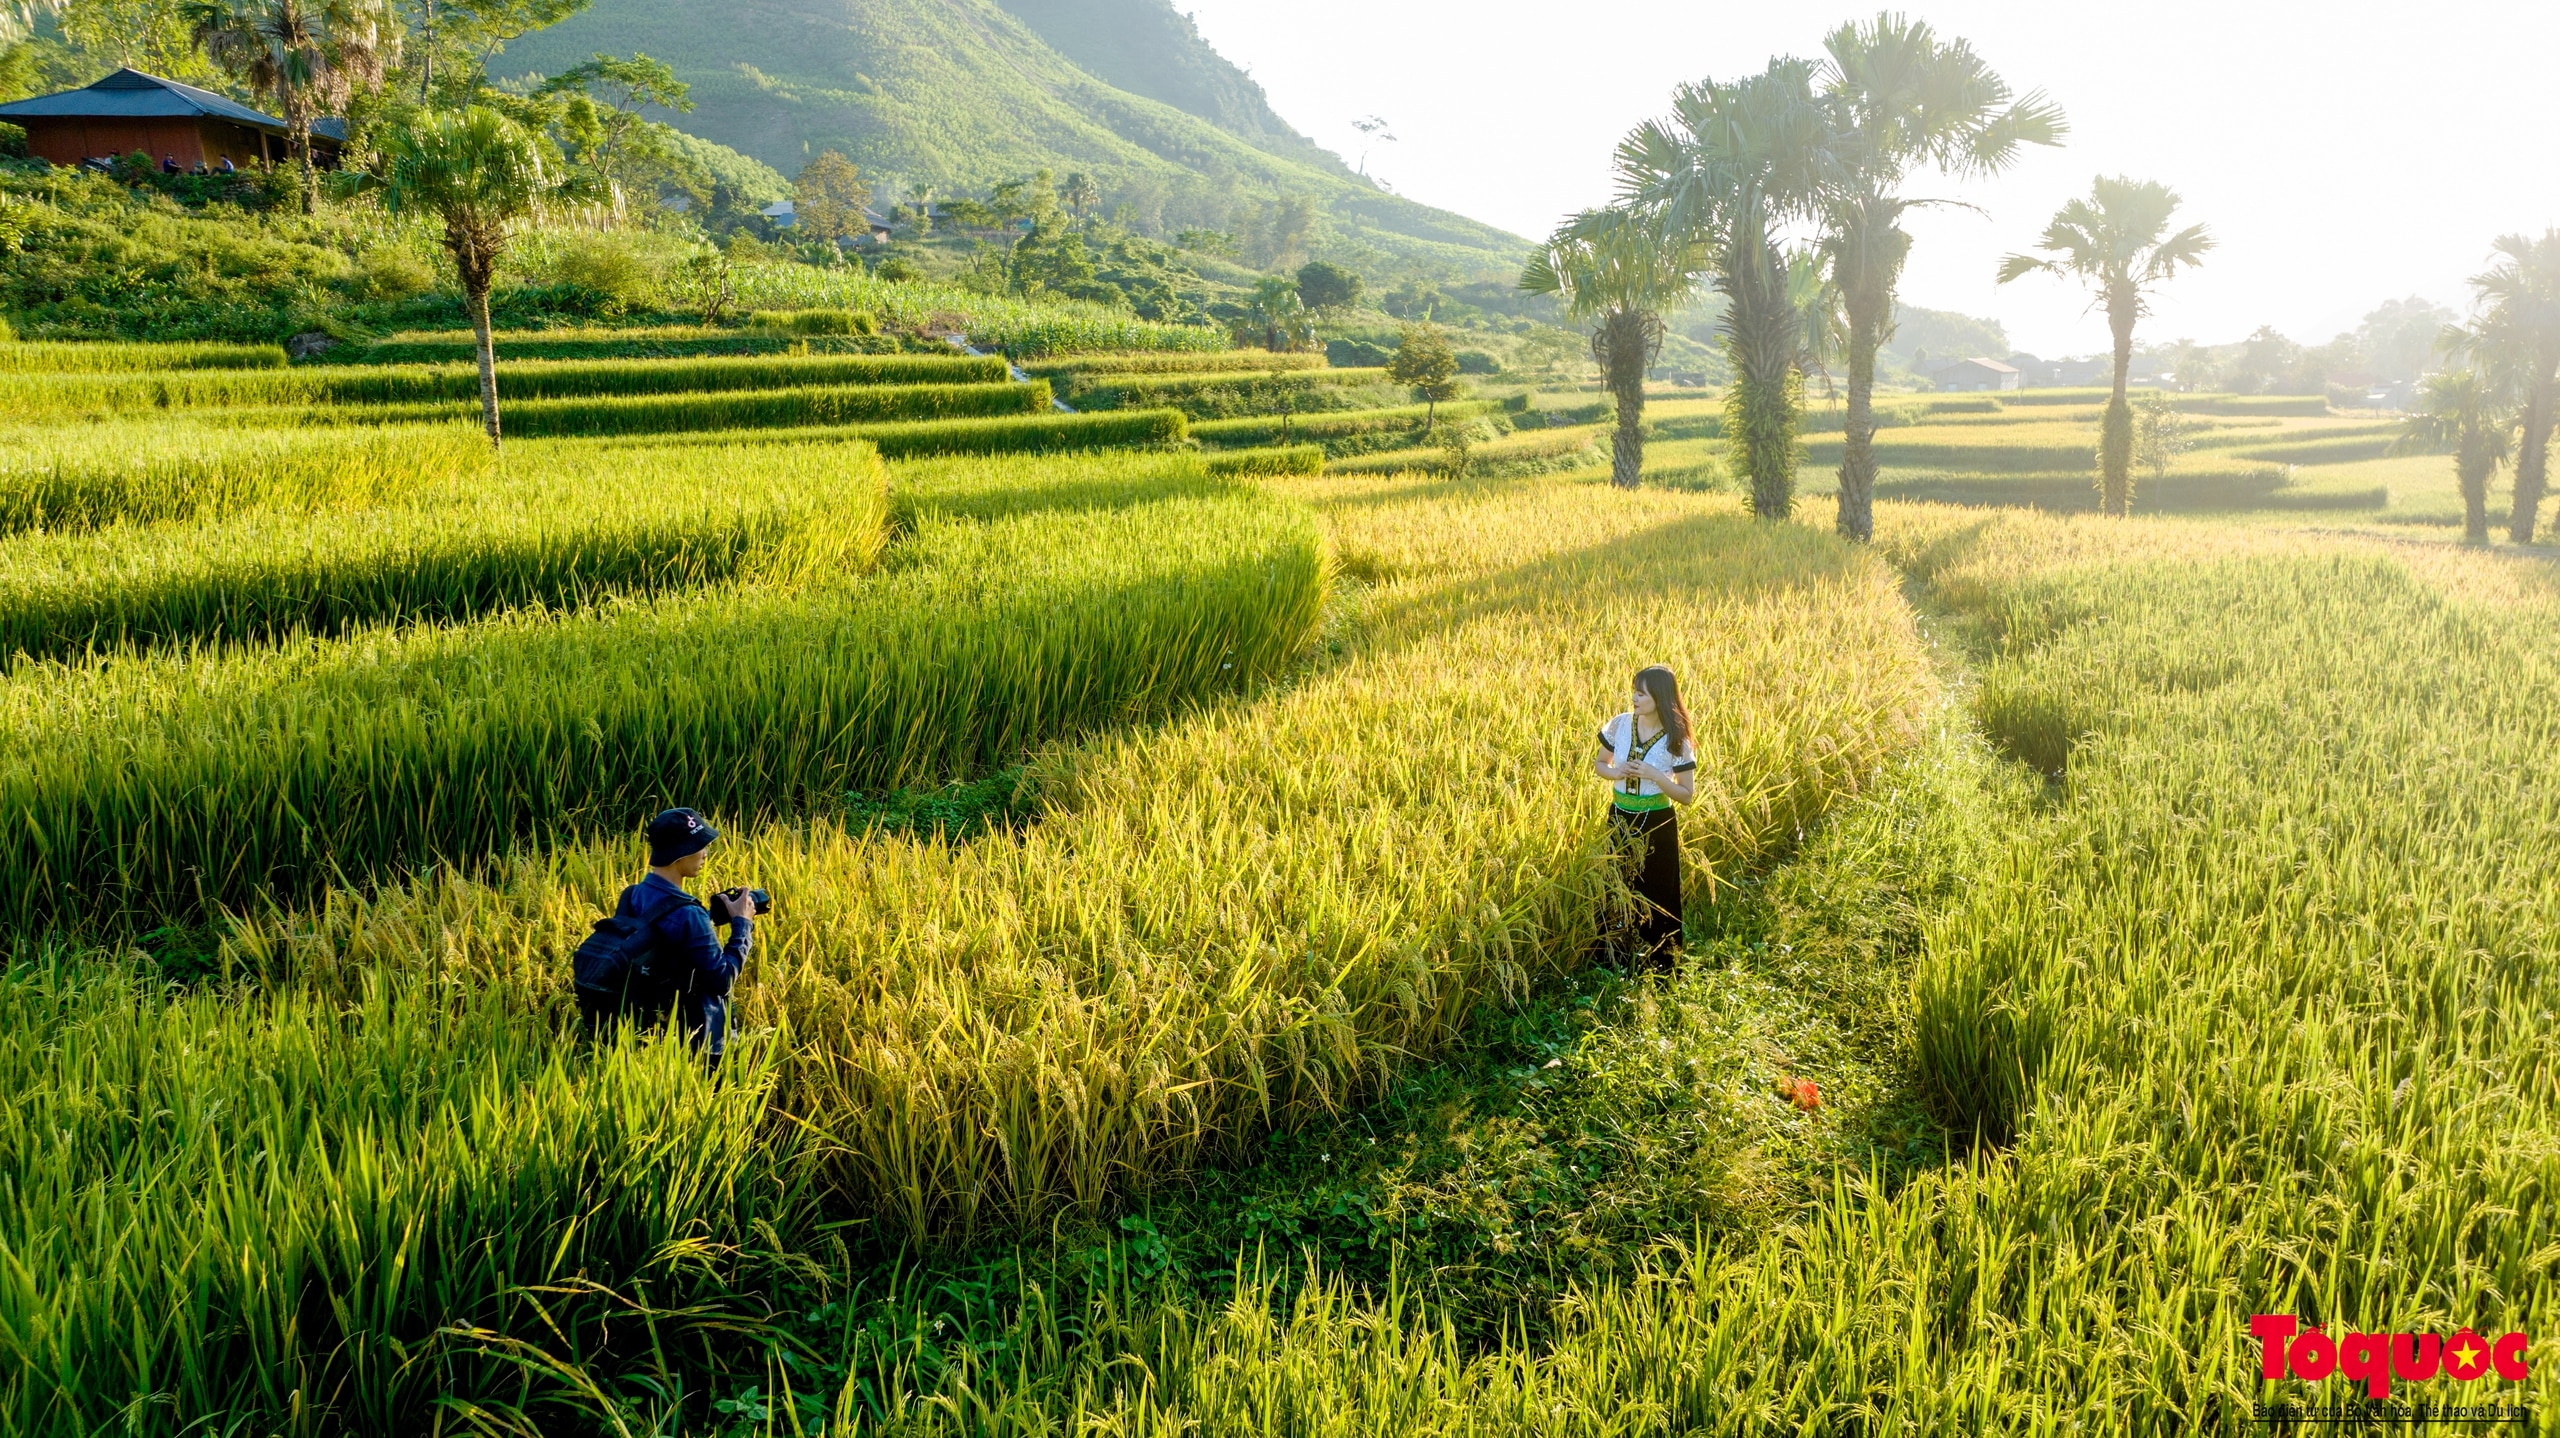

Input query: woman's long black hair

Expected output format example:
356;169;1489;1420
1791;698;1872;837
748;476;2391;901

1633;665;1693;756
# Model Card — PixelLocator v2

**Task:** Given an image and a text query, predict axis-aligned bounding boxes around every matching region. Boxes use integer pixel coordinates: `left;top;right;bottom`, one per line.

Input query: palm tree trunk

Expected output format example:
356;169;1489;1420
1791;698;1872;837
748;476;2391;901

1834;286;1884;541
291;111;316;215
2508;382;2553;543
2100;295;2137;517
2459;451;2491;544
1723;239;1803;521
470;284;501;450
1601;308;1648;490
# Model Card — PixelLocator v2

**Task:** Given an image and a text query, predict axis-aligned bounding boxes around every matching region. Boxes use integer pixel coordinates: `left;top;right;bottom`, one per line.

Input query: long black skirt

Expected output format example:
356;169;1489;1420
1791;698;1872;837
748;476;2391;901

1609;804;1682;967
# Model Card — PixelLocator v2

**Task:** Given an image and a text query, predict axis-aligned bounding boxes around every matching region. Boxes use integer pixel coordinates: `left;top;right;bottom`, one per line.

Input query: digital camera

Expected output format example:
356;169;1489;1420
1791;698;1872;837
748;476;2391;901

709;887;771;923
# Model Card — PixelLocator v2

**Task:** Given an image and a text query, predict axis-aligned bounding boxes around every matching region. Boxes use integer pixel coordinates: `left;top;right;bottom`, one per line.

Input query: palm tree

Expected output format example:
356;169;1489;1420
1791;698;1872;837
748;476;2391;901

188;0;387;213
1060;170;1100;224
1997;177;2211;517
2451;232;2560;543
372;107;556;448
1519;207;1702;489
1817;14;2063;542
2396;352;2513;544
1617;57;1833;520
1245;274;1311;353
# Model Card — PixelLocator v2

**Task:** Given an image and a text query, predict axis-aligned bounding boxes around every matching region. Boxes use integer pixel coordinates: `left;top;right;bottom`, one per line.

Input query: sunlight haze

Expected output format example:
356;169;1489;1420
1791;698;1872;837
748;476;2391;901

1182;0;2560;358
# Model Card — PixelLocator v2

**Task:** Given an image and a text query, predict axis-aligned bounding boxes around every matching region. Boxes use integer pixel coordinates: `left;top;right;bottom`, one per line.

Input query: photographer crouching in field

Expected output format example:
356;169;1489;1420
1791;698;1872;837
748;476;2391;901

573;807;766;1066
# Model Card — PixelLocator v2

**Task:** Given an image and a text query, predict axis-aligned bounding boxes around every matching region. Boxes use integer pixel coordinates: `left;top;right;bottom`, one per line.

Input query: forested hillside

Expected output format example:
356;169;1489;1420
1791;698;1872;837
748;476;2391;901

493;0;1526;276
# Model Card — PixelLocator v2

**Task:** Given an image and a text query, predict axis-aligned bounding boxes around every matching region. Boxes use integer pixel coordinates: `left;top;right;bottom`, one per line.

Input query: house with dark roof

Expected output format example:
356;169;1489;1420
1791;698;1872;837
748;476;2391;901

0;68;343;171
1931;356;2022;393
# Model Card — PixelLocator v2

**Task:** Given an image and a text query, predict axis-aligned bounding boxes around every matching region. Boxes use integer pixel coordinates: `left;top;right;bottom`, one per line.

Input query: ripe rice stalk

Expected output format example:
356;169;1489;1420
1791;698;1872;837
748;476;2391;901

1024;351;1325;379
1204;445;1325;477
1062;368;1392;414
0;353;1010;418
724;263;1228;357
0;453;1321;923
325;326;906;365
0;423;492;534
0;438;891;660
0;340;288;372
602;408;1191;458
267;469;1934;1239
236;380;1052;435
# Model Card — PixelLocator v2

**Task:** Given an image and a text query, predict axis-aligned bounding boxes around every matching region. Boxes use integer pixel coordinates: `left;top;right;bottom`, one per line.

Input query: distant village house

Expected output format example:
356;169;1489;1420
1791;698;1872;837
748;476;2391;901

0;69;343;171
761;198;894;245
1931;356;2022;393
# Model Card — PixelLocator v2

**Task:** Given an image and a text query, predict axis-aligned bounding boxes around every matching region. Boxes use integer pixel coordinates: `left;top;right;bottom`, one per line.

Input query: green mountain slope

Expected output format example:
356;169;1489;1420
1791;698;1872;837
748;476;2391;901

989;0;1336;167
493;0;1525;276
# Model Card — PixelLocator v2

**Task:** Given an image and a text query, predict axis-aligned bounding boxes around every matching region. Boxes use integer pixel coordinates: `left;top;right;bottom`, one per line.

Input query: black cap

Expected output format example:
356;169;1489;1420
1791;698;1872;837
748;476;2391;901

645;807;718;867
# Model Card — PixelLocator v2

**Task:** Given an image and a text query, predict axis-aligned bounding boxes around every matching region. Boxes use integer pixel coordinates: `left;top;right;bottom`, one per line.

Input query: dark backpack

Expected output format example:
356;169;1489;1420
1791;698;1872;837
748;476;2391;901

573;885;699;1002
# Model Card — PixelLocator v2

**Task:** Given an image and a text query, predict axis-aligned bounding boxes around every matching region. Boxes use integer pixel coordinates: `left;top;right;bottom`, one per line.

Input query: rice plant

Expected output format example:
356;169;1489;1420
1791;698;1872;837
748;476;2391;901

0;353;1009;417
608;407;1192;458
264;378;1052;435
1061;367;1394;417
1204;444;1326;477
0;339;287;372
1190;399;1507;454
0;455;1323;923
0;438;891;659
322;325;896;365
725;263;1227;356
0;422;492;533
264;470;1932;1240
1025;350;1327;378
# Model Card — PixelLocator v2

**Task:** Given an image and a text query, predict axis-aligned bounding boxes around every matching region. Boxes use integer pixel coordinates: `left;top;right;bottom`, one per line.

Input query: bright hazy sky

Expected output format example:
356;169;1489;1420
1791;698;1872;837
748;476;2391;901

1178;1;2560;358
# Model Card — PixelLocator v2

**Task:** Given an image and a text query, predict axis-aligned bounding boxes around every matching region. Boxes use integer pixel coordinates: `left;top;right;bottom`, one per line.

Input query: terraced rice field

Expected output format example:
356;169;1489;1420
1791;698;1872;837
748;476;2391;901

2;335;2552;1434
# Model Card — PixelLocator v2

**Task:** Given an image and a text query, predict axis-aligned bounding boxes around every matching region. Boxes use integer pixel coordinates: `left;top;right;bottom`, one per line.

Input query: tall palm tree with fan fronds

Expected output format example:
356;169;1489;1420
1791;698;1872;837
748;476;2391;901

1998;176;2212;517
187;0;389;213
1617;57;1835;521
2448;232;2560;543
2396;349;2514;545
1818;13;2064;542
1520;206;1703;489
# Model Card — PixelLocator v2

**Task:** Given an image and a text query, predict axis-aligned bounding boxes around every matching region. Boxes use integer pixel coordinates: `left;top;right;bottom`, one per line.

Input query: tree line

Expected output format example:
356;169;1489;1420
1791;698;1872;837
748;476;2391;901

1526;13;2560;544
